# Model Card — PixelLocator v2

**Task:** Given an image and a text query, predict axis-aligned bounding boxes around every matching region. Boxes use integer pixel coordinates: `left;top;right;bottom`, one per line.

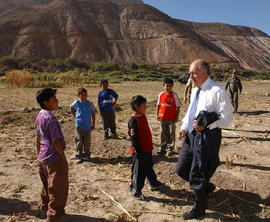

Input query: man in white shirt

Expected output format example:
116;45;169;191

176;59;234;220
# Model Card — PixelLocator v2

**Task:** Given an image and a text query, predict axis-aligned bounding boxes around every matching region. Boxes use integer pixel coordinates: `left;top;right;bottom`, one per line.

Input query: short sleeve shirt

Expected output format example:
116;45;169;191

70;99;98;131
98;89;118;112
157;91;181;120
35;109;66;163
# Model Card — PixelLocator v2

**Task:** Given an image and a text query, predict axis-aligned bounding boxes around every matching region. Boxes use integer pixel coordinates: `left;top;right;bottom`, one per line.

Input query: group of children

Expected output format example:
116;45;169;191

70;79;118;163
35;77;181;221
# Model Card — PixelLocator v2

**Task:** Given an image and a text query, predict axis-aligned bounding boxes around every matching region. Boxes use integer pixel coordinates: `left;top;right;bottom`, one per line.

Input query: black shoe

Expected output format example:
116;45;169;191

133;192;144;200
149;181;163;190
182;206;205;220
205;182;216;196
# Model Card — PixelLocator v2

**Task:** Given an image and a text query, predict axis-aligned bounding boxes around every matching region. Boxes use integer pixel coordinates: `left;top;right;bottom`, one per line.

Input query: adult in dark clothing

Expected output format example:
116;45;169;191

176;59;234;220
225;69;242;113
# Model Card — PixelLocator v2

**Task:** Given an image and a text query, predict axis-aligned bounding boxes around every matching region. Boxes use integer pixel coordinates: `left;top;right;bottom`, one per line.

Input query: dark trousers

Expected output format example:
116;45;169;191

176;129;221;209
229;90;238;112
39;158;69;219
130;152;159;196
100;112;116;136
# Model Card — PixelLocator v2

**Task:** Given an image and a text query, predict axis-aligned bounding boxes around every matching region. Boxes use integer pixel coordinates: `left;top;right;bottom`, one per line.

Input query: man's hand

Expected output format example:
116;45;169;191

193;120;205;132
156;115;160;121
177;129;186;139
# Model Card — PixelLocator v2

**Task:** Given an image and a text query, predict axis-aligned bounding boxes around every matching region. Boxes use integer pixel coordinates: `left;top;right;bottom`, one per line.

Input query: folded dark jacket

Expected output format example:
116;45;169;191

196;110;219;127
194;110;220;170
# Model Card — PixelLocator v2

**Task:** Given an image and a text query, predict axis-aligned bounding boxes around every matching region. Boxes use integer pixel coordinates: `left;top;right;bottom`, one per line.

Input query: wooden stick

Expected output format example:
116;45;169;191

245;168;270;175
100;189;137;221
129;210;181;217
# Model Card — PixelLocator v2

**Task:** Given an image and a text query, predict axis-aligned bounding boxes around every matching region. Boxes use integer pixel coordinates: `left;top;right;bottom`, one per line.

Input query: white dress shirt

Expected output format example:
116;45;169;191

181;77;234;131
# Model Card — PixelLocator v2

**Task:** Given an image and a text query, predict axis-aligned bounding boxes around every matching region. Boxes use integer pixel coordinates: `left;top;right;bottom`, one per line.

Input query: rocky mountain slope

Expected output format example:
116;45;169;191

0;0;269;70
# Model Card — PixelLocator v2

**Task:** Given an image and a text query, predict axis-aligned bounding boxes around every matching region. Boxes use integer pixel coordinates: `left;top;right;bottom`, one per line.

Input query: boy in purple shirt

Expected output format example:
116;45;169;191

36;88;68;222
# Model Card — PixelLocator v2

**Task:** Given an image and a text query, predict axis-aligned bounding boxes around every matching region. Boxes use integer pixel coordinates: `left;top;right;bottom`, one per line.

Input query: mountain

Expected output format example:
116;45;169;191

0;0;269;70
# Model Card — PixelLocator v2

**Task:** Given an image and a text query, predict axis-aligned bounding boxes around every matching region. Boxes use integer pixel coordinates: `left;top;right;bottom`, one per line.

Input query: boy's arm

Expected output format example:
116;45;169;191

71;109;76;118
53;138;67;161
128;117;144;159
113;97;118;107
36;136;40;156
91;113;96;130
156;105;161;120
112;91;118;107
70;101;77;118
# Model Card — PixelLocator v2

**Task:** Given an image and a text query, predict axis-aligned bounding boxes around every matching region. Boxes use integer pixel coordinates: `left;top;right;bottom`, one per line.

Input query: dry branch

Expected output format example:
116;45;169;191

100;189;137;221
129;210;181;217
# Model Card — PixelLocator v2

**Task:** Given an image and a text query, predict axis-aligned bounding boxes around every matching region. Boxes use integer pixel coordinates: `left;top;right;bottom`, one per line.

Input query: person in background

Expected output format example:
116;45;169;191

183;76;194;104
70;88;97;163
98;79;119;139
156;78;181;156
225;69;242;113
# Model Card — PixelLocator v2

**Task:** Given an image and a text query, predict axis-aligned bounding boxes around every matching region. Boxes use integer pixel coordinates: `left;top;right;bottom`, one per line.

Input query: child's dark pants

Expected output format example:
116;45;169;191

39;158;69;220
130;151;159;196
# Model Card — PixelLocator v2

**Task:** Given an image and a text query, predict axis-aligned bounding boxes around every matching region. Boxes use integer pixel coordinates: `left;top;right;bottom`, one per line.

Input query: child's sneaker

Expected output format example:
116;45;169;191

133;193;144;200
111;134;118;139
37;208;47;219
166;150;173;157
75;156;83;164
104;135;110;140
83;155;91;162
157;147;165;155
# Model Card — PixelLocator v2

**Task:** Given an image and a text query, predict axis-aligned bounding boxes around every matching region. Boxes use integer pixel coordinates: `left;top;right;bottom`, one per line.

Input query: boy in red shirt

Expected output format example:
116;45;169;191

128;95;162;199
157;78;181;156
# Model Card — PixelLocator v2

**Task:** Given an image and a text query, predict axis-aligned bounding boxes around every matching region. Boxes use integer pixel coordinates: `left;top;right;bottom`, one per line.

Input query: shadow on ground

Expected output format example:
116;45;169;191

0;197;110;221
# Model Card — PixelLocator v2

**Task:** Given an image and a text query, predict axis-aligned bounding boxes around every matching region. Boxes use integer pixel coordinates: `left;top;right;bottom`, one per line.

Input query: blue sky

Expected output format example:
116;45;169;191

143;0;270;36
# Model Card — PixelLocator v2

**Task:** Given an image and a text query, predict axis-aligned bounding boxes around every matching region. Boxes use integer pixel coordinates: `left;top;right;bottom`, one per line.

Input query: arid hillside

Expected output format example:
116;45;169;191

0;0;270;70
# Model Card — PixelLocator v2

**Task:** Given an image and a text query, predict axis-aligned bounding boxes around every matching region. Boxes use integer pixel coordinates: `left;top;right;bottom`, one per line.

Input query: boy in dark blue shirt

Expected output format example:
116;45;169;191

98;79;119;140
70;88;97;163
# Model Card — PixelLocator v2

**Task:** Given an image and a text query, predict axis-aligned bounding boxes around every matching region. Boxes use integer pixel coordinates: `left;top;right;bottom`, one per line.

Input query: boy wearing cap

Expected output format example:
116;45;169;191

35;88;69;222
70;88;97;163
98;79;119;140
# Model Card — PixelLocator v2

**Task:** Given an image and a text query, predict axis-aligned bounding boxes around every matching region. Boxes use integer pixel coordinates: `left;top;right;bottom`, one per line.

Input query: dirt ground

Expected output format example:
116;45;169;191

0;80;269;222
